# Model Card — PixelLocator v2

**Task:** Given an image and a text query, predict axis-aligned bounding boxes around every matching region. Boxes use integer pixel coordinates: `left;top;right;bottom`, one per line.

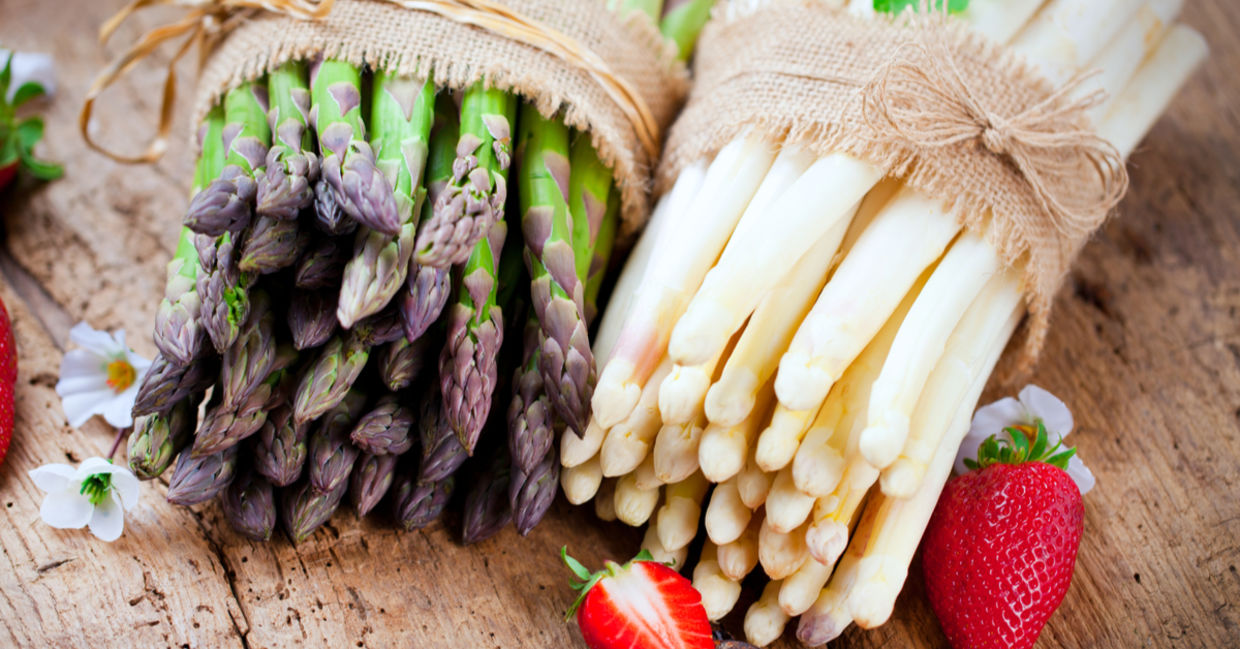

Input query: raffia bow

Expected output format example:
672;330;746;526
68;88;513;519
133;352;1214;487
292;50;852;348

81;0;662;164
859;32;1129;247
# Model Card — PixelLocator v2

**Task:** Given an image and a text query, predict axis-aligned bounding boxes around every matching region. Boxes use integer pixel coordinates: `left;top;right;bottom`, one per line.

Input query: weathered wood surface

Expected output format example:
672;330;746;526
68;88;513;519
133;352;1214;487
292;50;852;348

0;0;1237;647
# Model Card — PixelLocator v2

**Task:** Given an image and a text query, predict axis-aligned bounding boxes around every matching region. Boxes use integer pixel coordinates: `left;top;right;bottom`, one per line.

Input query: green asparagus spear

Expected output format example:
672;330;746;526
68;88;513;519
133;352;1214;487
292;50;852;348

350;393;415;455
311;59;400;236
166;444;239;506
659;0;716;61
337;74;436;328
415;82;516;267
402;97;459;341
507;314;553;475
287;288;339;350
510;451;559;535
462;442;513;544
307;389;368;493
257;61;318;220
128;394;199;479
417;391;468;483
239;214;304;274
282;477;348;544
292;332;370;425
185;81;269;236
254;405;309;487
198;229;255;353
394;472;455;531
219;289;276;409
294;234;349;289
132;352;218;417
518;107;594;433
350;453;399;516
222;466;277;542
378;336;426;391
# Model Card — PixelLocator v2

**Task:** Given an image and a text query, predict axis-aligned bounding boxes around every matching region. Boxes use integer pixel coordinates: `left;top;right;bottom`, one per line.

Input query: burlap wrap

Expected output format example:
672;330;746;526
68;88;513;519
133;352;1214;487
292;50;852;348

189;0;688;236
659;1;1128;367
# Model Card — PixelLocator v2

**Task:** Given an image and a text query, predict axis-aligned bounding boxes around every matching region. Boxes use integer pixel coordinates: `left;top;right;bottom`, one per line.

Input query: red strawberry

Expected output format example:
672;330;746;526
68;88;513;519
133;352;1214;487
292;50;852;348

0;296;16;465
562;547;714;649
921;422;1084;649
0;161;16;192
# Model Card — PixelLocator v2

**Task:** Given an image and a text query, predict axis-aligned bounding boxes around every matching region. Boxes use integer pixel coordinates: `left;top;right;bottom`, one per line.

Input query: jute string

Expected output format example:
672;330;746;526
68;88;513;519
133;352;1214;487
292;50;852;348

82;0;687;233
659;2;1129;371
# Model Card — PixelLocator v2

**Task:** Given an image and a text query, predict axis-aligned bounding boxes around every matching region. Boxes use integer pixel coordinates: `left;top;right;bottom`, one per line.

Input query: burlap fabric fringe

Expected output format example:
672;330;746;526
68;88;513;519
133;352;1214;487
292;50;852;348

84;0;689;235
657;1;1128;371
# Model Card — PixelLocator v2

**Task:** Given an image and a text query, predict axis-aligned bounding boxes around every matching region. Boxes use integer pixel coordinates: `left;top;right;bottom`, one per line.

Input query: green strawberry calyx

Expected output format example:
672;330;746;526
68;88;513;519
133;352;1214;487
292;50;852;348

0;54;63;182
963;419;1077;472
560;546;672;620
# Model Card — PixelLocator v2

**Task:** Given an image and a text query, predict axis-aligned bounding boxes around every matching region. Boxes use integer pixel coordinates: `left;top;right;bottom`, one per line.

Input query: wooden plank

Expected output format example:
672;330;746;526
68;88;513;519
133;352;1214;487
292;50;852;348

0;0;1237;647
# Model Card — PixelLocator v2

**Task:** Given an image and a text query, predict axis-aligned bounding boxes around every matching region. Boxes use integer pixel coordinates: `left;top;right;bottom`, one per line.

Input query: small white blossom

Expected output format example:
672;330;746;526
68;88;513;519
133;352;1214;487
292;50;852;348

56;323;151;429
1;50;56;102
957;384;1095;494
29;457;139;542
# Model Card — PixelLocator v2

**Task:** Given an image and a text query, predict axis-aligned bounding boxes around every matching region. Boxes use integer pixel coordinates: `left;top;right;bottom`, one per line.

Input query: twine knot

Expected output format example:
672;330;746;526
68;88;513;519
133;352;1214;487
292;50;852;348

979;116;1011;157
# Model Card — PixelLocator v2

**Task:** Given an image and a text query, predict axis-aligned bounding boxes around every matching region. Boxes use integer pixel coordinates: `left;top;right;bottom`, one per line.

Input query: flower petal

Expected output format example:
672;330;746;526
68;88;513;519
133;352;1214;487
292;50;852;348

88;493;125;542
1019;384;1074;438
5;51;56;101
69;322;122;357
40;490;94;529
957;397;1026;475
57;350;108;387
28;464;78;493
75;457;115;478
100;390;135;428
108;466;141;510
59;389;117;428
55;374;110;396
1066;455;1095;495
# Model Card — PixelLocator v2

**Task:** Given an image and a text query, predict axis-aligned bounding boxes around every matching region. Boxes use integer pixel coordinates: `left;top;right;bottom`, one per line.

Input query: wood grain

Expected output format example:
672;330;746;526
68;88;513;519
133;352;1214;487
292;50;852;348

0;0;1237;647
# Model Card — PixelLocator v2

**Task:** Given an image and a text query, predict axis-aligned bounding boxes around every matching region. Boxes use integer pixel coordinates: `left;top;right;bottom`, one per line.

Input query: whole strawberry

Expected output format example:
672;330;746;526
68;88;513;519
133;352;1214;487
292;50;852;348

922;422;1084;649
562;546;714;649
0;296;16;465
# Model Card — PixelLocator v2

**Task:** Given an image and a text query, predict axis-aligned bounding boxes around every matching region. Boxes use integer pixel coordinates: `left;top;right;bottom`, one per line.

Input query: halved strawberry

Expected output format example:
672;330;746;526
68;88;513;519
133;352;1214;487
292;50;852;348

562;546;714;649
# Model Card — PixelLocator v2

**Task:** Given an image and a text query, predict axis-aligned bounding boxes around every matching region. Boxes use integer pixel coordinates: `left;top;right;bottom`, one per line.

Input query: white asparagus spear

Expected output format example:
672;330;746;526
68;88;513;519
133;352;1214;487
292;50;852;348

705;477;751;545
614;471;660;526
693;542;743;621
881;270;1023;497
848;313;1021;630
600;357;674;477
659;327;737;425
652;413;707;484
699;377;777;482
594;135;776;427
960;0;1051;45
641;515;689;568
765;466;817;534
776;187;961;411
632;453;661;490
795;498;880;646
561;455;603;505
704;201;866;428
758;518;810;580
718;510;763;580
1099;24;1208;159
1084;0;1184;122
753;402;822;474
792;268;927;497
745;580;791;647
594;478;617;522
668;154;882;368
737;444;775;509
860;231;1000;469
1009;0;1145;85
806;460;880;567
655;471;710;552
561;418;606;468
780;549;836;617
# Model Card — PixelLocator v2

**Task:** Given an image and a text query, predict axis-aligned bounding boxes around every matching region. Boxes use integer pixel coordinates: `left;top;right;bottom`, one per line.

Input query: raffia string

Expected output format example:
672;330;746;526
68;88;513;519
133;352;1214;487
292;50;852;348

658;2;1130;372
81;0;664;164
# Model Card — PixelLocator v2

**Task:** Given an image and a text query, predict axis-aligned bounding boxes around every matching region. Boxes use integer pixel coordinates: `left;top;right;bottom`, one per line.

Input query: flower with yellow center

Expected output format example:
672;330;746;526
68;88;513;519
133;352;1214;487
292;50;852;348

55;323;152;428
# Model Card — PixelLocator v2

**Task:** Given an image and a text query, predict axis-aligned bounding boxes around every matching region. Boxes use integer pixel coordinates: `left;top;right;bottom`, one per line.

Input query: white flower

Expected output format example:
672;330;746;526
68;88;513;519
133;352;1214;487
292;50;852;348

1;50;56;102
957;384;1095;494
28;457;139;542
56;323;152;429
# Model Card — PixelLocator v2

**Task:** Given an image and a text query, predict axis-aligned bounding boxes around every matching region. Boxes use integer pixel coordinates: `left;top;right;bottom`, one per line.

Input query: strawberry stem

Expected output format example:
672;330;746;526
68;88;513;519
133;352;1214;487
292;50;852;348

963;419;1077;471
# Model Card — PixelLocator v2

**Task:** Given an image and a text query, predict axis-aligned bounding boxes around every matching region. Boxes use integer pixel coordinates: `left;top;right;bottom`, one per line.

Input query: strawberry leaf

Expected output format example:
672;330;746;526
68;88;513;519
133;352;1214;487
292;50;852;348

971;421;1079;471
11;81;45;109
561;546;592;582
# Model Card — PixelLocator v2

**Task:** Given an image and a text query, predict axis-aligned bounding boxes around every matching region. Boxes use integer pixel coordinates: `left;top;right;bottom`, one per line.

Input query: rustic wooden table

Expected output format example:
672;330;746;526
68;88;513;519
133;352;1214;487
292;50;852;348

0;1;1237;647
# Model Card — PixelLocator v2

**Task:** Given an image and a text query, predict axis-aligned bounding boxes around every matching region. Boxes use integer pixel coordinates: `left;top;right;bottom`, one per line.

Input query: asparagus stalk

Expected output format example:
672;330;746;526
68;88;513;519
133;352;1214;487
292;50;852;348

417;390;468;483
288;288;338;350
402;97;459;341
218;289;276;408
292;332;370;425
127;394;199;479
744;579;790;647
222;467;277;542
378;336;426;391
395;472;455;531
416;83;516;267
517;108;595;433
306;389;367;493
508;315;554;475
310;59;401;235
659;0;716;61
462;442;514;543
193;343;297;457
165;444;239;506
198;227;256;353
438;219;508;453
337;74;436;327
509;451;559;535
185;81;269;236
294;234;350;289
282;477;348;543
350;393;415;455
257;61;318;220
131;352;218;417
239;215;304;273
694;542;742;621
350;453;400;516
254;405;309;487
313;175;355;235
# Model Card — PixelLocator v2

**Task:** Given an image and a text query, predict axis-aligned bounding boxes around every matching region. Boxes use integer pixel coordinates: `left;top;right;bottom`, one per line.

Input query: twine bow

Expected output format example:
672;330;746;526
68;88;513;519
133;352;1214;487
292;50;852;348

81;0;662;164
860;33;1129;244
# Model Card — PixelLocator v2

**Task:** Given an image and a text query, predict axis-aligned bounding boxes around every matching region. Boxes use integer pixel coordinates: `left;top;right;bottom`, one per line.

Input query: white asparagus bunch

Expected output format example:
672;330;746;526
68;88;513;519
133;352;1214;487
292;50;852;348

563;0;1204;643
